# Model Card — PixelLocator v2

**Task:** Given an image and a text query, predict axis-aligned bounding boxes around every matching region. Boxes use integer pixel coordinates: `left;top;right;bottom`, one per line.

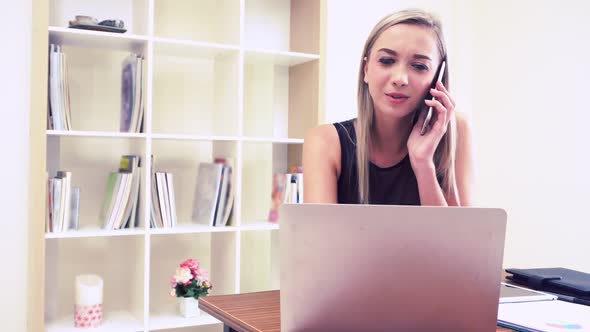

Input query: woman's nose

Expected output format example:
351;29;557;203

390;67;408;87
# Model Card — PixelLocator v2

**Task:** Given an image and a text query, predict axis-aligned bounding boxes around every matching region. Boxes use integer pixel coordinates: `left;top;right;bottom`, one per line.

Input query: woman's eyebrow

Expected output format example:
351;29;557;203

376;48;432;61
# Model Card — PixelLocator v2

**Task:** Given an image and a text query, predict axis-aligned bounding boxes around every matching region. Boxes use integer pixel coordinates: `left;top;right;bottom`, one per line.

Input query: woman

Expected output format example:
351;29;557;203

303;9;475;206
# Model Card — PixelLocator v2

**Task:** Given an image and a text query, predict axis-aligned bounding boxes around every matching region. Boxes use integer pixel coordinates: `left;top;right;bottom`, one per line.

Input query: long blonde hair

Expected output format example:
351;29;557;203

356;9;458;204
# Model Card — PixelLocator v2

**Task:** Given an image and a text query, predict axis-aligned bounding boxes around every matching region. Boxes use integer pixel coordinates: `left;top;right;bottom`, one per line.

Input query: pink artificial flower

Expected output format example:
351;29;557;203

198;270;209;282
180;258;201;276
173;267;192;284
169;277;177;288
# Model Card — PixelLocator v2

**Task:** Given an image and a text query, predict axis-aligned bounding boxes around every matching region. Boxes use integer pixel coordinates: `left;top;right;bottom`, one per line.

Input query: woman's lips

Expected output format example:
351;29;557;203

385;93;409;104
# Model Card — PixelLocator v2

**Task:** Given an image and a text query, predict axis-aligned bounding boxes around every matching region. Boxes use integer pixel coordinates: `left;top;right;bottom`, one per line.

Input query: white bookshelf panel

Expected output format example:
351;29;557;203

152;50;239;136
245;49;319;67
239;222;279;231
46;310;143;332
49;27;147;53
46;136;147;232
53;45;147;132
45;228;145;239
47;130;147;139
149;233;237;318
151;140;238;228
148;312;221;331
45;237;145;330
49;0;149;35
154;0;240;45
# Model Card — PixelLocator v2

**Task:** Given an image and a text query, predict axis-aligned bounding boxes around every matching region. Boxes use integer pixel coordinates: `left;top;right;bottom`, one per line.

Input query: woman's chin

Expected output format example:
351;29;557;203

375;104;415;119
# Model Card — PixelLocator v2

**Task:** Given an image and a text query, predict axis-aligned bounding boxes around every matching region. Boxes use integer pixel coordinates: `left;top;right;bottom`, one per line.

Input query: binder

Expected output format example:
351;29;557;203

506;267;590;301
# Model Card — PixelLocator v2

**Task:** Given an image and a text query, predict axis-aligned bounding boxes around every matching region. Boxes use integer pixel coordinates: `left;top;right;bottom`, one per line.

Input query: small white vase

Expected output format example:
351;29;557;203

178;297;200;318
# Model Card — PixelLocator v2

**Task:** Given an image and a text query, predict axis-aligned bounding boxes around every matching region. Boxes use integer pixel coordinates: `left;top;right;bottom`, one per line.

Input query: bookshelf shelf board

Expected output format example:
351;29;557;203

244;48;320;66
47;130;147;139
239;222;280;231
154;37;239;59
46;310;142;332
45;228;145;239
149;224;240;235
151;133;240;142
148;312;220;331
49;26;148;52
242;136;304;144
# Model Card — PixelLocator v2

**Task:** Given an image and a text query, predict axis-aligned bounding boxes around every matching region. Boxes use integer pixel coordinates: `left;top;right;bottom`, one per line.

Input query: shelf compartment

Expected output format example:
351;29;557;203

243;58;320;139
241;142;302;224
46;136;147;231
45;237;145;331
49;0;149;35
154;0;240;45
152;48;239;137
151;140;238;229
48;45;147;133
49;26;147;53
149;232;238;318
240;230;280;293
245;0;320;54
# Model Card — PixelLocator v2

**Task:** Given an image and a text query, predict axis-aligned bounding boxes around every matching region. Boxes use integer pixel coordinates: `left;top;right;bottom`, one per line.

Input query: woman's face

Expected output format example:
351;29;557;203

364;23;441;119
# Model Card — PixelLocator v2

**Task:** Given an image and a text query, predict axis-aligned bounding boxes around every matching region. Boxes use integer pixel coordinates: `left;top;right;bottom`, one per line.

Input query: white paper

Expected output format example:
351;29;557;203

75;274;103;306
498;300;590;331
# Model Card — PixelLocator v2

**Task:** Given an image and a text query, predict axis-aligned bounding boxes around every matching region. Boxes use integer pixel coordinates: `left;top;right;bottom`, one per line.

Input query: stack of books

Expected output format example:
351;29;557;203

150;171;178;228
47;44;72;130
100;155;142;230
46;171;79;232
192;158;234;227
120;53;145;133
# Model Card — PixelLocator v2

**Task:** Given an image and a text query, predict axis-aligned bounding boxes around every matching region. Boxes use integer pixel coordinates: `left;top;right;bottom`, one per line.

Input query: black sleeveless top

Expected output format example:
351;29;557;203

334;119;421;205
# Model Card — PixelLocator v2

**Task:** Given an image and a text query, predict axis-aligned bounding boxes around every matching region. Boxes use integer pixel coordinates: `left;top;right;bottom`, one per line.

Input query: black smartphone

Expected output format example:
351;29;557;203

420;60;446;135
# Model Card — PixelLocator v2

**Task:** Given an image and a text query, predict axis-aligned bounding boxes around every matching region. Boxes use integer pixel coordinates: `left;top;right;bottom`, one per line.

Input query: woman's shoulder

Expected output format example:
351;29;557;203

454;111;473;140
303;123;343;173
304;123;340;149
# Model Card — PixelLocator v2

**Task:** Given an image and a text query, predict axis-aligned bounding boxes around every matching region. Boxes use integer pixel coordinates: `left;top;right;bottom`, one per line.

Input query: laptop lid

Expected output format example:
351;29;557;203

279;204;507;332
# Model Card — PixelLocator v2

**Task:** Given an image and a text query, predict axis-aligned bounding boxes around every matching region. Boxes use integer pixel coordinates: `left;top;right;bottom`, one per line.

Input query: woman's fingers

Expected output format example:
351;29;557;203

435;81;456;108
424;99;448;133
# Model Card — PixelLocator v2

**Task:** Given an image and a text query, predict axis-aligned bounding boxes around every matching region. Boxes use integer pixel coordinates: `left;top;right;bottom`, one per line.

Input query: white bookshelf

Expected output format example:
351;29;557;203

44;0;323;331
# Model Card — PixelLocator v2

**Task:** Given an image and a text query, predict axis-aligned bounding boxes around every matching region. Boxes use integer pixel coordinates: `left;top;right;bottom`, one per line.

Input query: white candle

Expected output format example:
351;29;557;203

75;274;103;306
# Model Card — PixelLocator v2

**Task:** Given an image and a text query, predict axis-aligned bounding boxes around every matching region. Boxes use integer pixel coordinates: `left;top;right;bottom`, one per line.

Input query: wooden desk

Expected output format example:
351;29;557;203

199;290;514;332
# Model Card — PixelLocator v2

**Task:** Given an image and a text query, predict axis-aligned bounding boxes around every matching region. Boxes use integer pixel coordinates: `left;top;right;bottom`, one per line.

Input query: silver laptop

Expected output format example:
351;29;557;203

279;204;507;332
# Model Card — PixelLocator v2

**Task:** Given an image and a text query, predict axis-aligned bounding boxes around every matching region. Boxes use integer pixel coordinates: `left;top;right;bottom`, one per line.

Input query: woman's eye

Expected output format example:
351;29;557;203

378;57;394;65
413;63;428;71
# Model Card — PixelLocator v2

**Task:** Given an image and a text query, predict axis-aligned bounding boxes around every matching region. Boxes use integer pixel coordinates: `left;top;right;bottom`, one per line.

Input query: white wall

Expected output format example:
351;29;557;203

467;1;590;272
0;0;32;330
324;0;590;272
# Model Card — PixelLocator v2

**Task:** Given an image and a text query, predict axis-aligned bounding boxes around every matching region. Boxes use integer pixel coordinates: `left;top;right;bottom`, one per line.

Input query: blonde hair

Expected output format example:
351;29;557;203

356;9;458;204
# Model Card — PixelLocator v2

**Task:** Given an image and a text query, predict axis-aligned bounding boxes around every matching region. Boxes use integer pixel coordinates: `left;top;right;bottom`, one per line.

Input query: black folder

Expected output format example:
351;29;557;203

506;267;590;300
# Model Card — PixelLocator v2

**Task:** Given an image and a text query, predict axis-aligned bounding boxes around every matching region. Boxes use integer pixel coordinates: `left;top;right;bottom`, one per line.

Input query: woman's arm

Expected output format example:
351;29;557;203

302;125;341;204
